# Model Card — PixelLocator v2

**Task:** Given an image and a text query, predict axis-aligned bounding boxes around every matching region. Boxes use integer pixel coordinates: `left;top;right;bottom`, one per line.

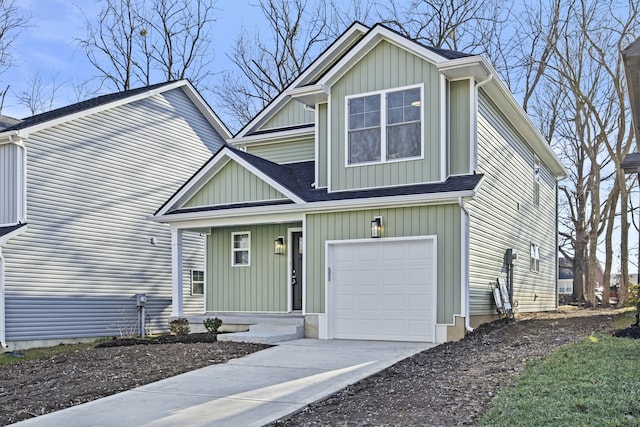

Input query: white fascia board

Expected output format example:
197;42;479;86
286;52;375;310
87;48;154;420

235;23;368;139
180;81;232;139
229;127;315;147
155;146;305;216
441;56;567;179
155;155;230;217
318;27;449;88
481;77;567;179
223;149;305;204
0;81;189;138
285;84;329;107
0;224;27;247
153;188;480;225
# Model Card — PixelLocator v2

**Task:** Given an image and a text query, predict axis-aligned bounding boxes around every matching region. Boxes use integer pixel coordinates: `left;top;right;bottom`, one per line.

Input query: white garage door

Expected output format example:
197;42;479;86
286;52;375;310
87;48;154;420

327;237;436;342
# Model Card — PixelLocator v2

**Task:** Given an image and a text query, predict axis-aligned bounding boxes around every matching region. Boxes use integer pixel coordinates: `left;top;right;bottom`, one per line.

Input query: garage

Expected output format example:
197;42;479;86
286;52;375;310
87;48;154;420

326;237;436;342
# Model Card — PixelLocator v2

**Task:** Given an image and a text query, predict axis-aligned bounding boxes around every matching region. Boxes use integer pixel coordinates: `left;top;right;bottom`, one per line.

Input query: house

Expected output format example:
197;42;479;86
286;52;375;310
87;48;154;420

154;23;566;343
0;80;230;349
557;257;605;300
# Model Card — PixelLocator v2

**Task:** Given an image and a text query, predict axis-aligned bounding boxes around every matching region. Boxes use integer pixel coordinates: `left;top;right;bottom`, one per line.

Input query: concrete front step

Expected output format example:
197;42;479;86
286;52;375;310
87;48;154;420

186;313;305;344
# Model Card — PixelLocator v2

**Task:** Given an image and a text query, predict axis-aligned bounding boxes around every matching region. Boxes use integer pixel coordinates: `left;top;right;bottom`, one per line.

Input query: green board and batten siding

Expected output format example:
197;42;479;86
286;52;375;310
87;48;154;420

317;103;328;187
467;92;557;315
206;223;301;311
246;138;315;164
329;40;442;191
260;99;314;130
183;160;287;208
448;80;471;175
305;205;462;325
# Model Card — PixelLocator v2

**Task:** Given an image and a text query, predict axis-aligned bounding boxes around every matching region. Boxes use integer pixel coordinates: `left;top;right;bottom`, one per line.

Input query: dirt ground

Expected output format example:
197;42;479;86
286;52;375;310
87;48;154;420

0;308;628;426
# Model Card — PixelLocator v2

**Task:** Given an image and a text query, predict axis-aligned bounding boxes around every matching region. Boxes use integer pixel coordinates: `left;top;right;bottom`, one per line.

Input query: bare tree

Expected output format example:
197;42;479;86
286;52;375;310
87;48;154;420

0;0;30;113
214;0;330;132
15;72;63;115
78;0;217;92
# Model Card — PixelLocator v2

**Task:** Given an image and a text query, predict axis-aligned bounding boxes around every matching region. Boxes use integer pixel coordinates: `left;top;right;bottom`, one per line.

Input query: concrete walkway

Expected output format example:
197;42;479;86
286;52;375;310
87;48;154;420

12;339;434;427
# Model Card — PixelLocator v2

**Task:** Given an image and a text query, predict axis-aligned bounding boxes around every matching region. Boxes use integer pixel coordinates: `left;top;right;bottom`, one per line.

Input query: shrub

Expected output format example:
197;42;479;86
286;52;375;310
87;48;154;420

168;318;190;336
203;317;222;335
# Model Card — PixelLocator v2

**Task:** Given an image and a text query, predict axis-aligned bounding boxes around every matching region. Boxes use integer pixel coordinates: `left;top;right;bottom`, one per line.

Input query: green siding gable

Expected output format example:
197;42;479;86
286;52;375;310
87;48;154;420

183;160;287;208
448;79;471;175
247;138;314;164
261;99;314;130
329;40;442;191
306;204;462;325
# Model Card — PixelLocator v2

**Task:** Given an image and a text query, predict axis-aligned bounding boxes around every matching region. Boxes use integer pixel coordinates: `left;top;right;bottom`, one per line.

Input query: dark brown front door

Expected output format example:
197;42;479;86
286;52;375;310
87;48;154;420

291;231;303;311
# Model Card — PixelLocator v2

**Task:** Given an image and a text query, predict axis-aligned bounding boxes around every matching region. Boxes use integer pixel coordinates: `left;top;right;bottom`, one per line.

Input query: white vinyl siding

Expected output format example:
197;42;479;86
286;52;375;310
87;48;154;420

2;87;223;342
0;143;22;225
467;92;557;315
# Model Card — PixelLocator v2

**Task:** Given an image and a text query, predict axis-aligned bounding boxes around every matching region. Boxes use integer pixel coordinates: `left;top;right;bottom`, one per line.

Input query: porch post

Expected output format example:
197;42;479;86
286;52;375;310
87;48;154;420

171;228;184;317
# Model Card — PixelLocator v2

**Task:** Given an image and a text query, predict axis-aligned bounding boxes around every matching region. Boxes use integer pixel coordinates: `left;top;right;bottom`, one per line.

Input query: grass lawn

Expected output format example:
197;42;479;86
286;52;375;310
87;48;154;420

478;311;640;426
0;341;101;366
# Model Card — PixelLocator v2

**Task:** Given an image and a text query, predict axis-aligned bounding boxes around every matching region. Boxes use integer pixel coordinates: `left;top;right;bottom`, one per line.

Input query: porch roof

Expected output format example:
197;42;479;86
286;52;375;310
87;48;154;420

167;146;483;215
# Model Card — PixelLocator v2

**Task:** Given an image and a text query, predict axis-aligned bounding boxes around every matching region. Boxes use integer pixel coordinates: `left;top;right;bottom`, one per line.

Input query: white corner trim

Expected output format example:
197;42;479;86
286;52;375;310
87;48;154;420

440;74;447;181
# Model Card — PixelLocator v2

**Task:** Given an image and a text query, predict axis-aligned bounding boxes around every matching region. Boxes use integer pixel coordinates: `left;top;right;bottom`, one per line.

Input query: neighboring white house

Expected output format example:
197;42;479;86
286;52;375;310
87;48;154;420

0;80;230;349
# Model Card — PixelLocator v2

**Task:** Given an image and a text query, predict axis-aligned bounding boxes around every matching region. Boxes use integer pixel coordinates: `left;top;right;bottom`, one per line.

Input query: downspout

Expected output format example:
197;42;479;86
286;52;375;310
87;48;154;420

459;196;473;332
0;246;6;348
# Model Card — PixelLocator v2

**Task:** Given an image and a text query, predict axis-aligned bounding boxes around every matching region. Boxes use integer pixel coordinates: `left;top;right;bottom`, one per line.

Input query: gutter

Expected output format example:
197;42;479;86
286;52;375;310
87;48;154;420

458;196;473;333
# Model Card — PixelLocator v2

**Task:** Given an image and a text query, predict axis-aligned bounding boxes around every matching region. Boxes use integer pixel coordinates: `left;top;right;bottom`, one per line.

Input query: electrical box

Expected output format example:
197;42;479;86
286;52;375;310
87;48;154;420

506;249;518;264
136;294;147;306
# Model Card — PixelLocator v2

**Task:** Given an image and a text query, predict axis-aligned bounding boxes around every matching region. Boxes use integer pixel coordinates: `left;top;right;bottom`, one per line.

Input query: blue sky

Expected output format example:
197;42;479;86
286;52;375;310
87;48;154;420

2;0;261;119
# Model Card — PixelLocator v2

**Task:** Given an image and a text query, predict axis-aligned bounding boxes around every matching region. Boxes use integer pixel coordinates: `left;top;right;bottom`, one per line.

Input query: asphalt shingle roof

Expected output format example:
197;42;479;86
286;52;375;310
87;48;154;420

2;81;180;132
0;223;26;238
167;147;483;215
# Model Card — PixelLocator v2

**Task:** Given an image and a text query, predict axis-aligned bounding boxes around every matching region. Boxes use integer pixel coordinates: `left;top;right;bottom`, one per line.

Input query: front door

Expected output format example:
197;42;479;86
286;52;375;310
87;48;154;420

291;231;303;311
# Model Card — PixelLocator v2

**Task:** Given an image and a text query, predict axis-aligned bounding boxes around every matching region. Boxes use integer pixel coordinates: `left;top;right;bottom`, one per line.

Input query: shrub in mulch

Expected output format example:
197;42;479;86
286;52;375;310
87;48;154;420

95;332;219;348
612;327;640;339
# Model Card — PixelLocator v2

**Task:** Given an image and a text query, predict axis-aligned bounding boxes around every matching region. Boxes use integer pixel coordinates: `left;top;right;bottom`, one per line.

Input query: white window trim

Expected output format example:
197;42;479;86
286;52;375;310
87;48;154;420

190;269;204;295
533;156;540;207
530;242;540;273
344;83;425;167
231;231;251;267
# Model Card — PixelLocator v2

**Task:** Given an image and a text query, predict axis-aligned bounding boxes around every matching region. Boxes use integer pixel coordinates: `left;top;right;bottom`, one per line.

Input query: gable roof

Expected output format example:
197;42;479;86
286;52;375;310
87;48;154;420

155;146;484;219
0;115;21;130
0;80;231;140
233;22;473;141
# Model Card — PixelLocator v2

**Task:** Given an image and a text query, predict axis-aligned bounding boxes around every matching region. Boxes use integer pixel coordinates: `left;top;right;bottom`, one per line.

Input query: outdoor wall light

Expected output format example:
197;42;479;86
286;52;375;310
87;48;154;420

274;236;285;254
371;216;383;238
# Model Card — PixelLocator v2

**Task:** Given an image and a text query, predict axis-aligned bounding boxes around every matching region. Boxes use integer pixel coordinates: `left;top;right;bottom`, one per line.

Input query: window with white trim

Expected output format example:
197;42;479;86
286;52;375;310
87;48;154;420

533;156;540;206
347;85;422;165
231;232;250;266
191;270;204;295
530;243;540;272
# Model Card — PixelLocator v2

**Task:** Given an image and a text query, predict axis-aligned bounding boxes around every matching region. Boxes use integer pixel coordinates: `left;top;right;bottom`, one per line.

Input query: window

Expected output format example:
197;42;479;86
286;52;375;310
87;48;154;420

191;270;204;295
558;281;573;295
533;156;540;206
347;86;422;165
231;232;250;266
530;243;540;272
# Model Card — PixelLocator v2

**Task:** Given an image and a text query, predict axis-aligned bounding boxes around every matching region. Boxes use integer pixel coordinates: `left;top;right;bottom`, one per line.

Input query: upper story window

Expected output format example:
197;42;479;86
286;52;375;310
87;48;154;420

533;156;540;206
231;232;250;267
347;85;422;165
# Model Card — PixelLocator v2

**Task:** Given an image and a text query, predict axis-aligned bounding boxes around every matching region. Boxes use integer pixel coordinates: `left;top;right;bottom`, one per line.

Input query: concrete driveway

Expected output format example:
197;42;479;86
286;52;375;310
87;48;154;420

12;339;434;427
